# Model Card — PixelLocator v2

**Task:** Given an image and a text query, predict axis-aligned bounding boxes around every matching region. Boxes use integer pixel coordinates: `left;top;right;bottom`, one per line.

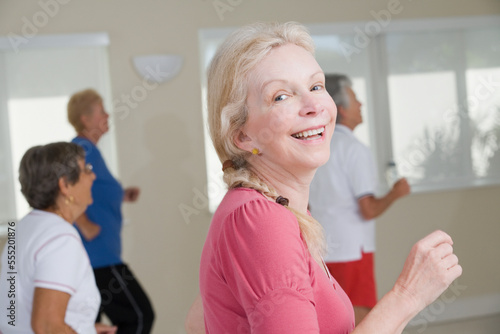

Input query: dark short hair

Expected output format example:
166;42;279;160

19;142;85;210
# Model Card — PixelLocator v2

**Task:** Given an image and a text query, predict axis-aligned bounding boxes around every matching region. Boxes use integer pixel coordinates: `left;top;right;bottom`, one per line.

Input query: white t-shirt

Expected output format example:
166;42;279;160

0;210;100;334
310;124;378;262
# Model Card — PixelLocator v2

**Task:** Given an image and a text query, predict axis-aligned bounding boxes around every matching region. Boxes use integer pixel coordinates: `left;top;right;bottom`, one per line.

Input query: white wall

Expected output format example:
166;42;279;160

1;0;500;332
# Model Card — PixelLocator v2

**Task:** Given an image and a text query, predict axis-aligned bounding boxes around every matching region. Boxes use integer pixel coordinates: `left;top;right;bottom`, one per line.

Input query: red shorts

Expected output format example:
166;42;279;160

326;252;377;308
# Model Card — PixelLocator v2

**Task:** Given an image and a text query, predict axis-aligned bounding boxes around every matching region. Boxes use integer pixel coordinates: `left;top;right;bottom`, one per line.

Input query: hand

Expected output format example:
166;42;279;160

392;230;462;312
391;178;410;198
95;323;117;334
124;187;140;202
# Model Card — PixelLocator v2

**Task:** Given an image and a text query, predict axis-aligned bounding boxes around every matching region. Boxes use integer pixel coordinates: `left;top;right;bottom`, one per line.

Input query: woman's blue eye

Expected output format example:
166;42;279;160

311;85;322;91
274;94;287;102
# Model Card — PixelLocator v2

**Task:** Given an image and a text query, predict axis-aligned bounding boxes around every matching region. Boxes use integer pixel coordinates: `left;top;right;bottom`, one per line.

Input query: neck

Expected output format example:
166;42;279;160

249;162;313;213
44;205;73;223
77;130;100;145
46;194;81;223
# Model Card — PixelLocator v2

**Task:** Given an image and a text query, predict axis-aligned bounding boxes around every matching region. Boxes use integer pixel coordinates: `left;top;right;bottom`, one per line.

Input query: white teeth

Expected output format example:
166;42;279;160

292;126;325;139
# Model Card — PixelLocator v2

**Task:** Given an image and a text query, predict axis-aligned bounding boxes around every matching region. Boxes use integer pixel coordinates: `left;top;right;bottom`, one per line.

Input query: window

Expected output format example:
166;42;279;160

385;26;500;191
198;16;500;212
0;33;116;231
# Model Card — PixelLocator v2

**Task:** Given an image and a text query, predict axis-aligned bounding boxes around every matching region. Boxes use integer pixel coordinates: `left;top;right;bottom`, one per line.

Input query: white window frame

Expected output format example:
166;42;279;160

0;33;116;235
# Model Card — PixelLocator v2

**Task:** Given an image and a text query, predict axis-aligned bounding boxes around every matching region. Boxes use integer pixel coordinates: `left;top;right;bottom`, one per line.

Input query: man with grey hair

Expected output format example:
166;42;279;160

309;74;410;325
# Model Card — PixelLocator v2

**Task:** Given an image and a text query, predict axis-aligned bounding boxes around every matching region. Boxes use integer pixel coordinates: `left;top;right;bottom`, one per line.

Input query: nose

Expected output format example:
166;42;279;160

299;91;322;117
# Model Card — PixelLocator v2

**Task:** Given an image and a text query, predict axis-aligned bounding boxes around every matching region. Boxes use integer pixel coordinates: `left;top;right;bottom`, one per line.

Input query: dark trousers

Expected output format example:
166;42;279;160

94;264;155;334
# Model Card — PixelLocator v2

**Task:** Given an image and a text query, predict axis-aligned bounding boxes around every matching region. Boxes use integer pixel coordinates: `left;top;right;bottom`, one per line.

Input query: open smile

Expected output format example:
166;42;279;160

291;126;325;141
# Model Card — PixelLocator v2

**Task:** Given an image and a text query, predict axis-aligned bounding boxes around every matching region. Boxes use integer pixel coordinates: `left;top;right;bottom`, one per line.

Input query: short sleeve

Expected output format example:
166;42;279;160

33;233;89;295
218;198;320;333
347;144;377;199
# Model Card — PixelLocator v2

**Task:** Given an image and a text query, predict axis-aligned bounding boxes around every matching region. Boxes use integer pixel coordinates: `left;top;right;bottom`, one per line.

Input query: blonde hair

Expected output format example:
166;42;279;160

207;22;326;265
67;88;102;132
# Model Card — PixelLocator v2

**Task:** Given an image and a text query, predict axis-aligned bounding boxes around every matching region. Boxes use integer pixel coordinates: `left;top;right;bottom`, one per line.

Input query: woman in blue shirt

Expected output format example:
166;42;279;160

68;89;155;334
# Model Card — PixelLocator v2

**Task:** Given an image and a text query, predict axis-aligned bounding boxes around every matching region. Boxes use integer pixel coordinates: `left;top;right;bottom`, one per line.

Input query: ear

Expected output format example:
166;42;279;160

337;105;347;120
80;113;91;128
58;177;71;197
233;128;254;153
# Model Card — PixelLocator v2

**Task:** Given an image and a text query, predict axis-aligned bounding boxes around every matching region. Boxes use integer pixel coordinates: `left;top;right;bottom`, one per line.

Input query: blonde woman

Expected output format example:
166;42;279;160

192;22;462;333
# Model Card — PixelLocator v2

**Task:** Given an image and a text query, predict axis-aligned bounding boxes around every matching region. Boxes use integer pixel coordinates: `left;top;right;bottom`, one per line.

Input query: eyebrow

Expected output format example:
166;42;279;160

260;71;324;91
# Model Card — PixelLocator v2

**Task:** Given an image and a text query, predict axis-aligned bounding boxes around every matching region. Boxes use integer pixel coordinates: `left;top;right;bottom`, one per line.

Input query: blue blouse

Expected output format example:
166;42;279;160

72;136;124;269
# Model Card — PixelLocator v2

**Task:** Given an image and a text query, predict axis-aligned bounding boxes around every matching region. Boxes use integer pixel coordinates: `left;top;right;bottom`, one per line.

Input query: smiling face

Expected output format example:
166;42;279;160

236;43;337;178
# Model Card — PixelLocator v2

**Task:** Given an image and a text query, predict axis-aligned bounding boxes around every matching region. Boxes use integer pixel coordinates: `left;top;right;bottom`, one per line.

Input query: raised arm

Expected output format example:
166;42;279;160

358;178;410;220
352;230;462;334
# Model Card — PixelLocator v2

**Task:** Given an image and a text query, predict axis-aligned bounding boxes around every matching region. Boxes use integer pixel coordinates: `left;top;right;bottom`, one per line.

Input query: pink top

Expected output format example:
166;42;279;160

200;188;355;333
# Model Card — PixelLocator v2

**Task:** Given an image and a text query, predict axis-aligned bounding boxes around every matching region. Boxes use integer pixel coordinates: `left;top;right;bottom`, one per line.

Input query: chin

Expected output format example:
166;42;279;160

318;157;330;168
313;158;330;169
304;153;330;171
314;146;331;166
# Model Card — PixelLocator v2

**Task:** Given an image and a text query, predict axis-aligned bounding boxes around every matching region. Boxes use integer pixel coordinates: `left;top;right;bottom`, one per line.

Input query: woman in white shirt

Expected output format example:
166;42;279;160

0;142;116;334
